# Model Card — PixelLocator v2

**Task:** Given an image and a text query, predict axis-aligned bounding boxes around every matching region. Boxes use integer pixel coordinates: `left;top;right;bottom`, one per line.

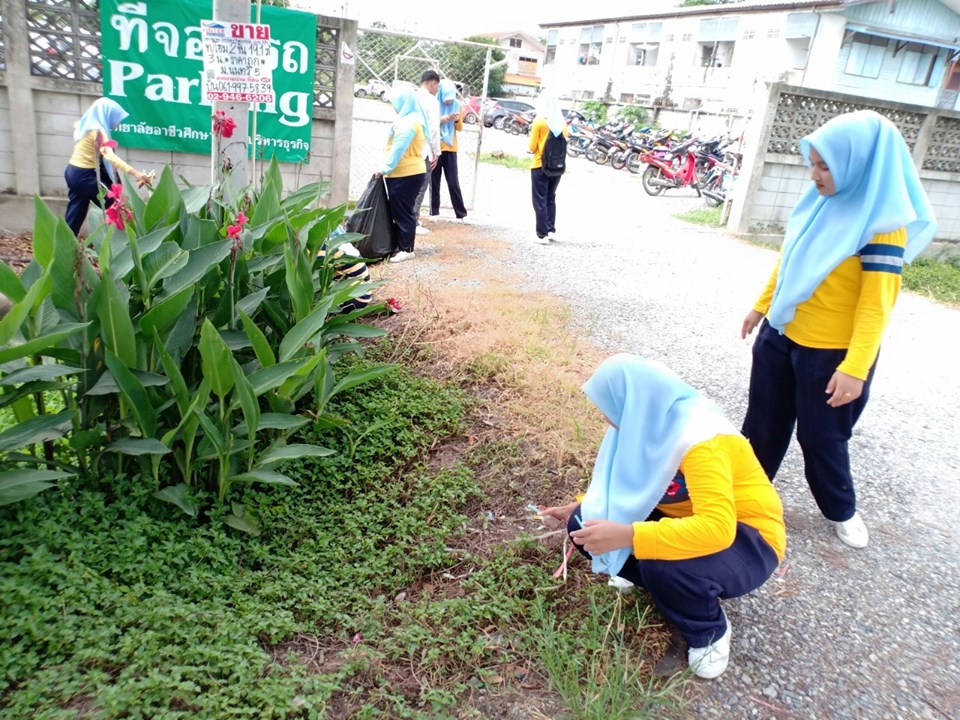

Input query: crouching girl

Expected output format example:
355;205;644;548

540;355;786;679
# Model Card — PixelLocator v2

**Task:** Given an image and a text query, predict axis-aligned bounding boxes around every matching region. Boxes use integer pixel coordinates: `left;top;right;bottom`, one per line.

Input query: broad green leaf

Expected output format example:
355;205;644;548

32;196;58;267
0;365;84;386
144;166;182;229
106;438;171;455
182;212;220;251
0;410;73;452
328;323;387;339
284;237;314;322
256;413;310;431
330;364;397;400
139;285;195;339
312;348;334;409
97;270;137;368
221;330;252;352
0;322;89;364
231;470;297;487
154;484;198;517
154;328;190;415
121;173;147;232
264;158;283;196
182;185;213;214
225;503;260;536
199;320;234;399
0;268;52;346
104;351;157;438
143;243;189;289
251;176;281;228
46;214;84;313
236;287;269;316
111;223;177;280
258;443;335;465
278;353;323;401
279;296;336;362
231;357;260;441
163;297;198;363
248;360;311;395
195;409;225;452
85;368;169;396
161;240;233;299
239;310;275;368
0;260;26;303
0;469;71;505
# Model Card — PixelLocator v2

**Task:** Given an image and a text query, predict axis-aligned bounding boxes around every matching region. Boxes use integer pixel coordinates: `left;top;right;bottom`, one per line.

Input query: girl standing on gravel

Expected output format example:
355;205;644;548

740;110;936;549
64;98;150;235
528;90;569;244
540;354;786;680
429;80;468;222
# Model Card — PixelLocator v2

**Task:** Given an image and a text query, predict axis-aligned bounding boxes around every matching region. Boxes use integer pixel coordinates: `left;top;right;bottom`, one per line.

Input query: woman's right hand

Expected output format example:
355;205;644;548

538;502;579;529
741;309;764;339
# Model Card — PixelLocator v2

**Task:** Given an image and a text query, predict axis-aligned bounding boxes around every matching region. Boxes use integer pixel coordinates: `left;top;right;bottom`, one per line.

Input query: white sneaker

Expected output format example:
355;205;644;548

688;609;731;680
836;512;869;548
416;224;431;235
548;232;558;242
534;236;550;245
457;216;471;225
607;576;634;594
389;251;415;264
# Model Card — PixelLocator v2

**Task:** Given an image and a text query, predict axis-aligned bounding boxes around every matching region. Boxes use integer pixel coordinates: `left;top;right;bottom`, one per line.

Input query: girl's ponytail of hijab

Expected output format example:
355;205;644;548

767;110;937;332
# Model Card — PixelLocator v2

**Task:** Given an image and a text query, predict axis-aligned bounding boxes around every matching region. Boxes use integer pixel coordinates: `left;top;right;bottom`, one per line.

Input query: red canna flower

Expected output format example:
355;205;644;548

386;297;403;312
235;211;249;227
227;224;242;239
212;110;237;139
107;183;125;201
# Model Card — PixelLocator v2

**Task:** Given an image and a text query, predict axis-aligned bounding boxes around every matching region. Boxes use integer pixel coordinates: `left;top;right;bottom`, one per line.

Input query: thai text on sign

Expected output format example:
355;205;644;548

202;21;275;103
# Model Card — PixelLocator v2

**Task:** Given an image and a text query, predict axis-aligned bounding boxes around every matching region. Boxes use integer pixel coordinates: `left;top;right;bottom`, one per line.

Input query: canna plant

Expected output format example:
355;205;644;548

0;159;395;532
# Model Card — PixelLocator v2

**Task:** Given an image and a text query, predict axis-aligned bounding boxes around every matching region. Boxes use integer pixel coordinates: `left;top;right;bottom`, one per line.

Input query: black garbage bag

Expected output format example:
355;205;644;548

347;175;397;260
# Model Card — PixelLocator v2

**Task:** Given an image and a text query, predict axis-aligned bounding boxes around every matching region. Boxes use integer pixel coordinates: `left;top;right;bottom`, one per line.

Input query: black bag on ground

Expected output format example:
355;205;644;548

541;131;567;177
347;175;397;259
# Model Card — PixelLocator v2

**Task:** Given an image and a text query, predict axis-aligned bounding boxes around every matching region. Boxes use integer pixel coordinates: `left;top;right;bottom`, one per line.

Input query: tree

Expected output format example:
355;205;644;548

355;22;419;84
449;36;506;97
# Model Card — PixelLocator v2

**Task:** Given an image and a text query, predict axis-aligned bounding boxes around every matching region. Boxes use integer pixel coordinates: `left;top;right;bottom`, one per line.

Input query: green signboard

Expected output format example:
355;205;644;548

101;0;317;163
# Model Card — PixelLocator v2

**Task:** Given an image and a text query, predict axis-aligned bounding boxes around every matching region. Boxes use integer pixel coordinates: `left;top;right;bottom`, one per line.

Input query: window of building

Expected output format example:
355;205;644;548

581;90;595;99
628;43;660;67
509;37;522;48
844;32;887;79
518;56;538;75
897;43;938;85
682;32;693;42
666;33;676;42
545;29;558;65
578;24;605;64
742;29;755;40
698;40;735;68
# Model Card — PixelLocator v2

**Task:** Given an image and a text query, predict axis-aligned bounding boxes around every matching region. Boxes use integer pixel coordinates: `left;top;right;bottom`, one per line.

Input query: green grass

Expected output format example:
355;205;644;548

674;206;724;228
479;153;533;171
903;256;960;305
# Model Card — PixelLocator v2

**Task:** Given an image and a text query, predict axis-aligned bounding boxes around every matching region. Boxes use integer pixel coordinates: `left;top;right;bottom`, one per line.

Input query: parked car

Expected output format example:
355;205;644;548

354;79;390;99
462;95;496;125
483;98;536;129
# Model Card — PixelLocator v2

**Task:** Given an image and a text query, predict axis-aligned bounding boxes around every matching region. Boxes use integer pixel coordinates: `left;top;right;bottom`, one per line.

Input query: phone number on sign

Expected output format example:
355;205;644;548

207;92;275;102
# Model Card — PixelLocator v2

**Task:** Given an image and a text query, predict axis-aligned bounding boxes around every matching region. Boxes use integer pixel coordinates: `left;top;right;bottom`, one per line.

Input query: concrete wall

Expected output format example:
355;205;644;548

730;83;960;253
0;0;357;233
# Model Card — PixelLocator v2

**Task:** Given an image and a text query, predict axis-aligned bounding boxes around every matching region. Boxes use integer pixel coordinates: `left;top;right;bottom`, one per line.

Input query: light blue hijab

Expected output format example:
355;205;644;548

437;80;460;147
767;110;937;331
391;85;430;137
580;354;737;577
74;98;128;141
536;89;565;136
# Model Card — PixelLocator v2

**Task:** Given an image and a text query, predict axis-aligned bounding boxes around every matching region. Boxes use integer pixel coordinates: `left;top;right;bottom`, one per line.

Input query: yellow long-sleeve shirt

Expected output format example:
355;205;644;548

528;118;570;169
632;435;786;563
753;228;907;380
68;130;136;176
440;113;463;153
383;123;427;179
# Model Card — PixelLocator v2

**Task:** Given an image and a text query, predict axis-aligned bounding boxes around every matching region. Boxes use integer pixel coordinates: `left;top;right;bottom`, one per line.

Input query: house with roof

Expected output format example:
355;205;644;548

481;31;546;96
538;0;960;113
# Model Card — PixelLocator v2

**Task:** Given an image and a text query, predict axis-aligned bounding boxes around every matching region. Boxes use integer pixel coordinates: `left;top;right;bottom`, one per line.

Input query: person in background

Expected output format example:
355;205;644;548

64;98;150;235
376;88;427;264
430;79;468;222
528;90;568;244
740;110;936;549
540;355;786;680
414;71;442;236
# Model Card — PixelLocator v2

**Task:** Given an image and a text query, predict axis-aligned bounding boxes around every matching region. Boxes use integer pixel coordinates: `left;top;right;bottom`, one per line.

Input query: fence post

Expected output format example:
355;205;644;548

211;0;249;189
728;82;781;236
471;46;492;211
331;17;357;207
2;0;41;196
911;109;938;170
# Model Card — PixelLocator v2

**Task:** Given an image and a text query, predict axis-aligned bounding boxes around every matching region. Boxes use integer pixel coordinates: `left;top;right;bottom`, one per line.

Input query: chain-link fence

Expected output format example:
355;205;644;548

349;27;505;211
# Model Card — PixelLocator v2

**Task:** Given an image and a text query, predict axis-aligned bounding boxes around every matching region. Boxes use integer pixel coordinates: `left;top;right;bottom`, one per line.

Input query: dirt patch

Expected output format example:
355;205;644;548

0;232;33;272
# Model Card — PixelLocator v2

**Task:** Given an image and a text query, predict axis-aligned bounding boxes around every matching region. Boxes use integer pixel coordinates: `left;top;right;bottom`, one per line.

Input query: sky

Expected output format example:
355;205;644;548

294;0;682;39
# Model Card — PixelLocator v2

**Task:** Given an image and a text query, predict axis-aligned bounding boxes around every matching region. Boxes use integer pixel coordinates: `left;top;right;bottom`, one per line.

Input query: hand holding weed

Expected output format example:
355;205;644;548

538;502;579;530
571;520;633;555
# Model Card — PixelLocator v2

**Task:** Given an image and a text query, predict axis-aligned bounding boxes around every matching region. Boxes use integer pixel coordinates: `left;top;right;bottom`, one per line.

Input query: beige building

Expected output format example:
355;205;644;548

482;31;546;96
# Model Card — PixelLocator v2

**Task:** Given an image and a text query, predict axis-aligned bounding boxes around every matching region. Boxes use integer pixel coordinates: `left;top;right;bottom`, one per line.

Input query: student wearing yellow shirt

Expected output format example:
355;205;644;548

429;80;468;221
540;355;785;680
741;111;936;549
375;88;428;264
528;91;569;244
64;98;149;235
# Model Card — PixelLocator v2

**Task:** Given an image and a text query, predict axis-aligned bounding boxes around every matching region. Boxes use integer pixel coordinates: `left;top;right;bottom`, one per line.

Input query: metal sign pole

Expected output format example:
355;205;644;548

210;0;251;189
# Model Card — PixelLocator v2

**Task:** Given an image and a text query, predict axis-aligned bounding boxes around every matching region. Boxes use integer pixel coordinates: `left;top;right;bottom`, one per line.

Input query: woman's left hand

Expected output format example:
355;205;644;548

571;520;633;555
826;370;864;408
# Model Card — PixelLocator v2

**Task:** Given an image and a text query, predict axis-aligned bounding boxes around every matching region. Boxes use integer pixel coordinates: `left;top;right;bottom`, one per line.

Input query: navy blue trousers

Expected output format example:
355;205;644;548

64;164;114;236
742;321;876;522
430;151;467;219
568;508;779;648
385;173;425;253
531;167;561;239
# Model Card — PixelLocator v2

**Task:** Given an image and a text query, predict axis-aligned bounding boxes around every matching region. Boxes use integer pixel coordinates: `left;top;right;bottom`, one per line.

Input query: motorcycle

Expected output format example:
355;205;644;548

566;122;595;157
639;138;702;197
585;123;635;165
624;131;677;174
701;161;737;207
503;109;534;135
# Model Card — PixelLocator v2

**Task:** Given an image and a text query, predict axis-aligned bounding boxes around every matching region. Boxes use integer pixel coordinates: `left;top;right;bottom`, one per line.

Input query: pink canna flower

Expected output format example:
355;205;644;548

212;110;237;139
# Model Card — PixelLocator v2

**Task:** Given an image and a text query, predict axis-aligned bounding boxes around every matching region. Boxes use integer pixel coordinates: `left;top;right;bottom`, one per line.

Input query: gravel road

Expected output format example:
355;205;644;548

432;144;960;719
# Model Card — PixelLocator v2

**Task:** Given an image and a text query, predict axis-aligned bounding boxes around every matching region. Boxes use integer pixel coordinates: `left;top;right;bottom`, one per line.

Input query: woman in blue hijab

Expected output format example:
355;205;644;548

528;89;568;244
429;79;468;221
740;110;936;549
541;354;785;679
64;98;149;235
376;87;428;263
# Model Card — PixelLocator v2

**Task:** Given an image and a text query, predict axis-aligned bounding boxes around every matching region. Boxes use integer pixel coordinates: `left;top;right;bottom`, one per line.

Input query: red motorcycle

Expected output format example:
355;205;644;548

639;138;702;197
